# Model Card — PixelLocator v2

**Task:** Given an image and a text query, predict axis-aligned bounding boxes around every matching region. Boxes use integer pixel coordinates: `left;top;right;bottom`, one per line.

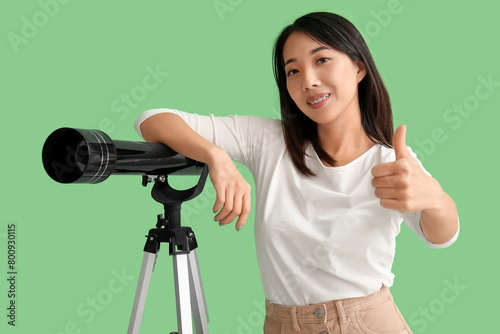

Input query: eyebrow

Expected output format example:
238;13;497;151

284;46;331;67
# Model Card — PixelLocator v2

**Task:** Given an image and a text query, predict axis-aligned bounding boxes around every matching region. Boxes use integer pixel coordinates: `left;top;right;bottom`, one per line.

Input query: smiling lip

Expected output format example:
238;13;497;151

307;93;330;104
306;93;331;109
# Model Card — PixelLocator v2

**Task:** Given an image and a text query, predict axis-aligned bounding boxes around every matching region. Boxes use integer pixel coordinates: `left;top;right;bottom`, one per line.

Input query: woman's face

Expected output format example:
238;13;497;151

283;31;366;126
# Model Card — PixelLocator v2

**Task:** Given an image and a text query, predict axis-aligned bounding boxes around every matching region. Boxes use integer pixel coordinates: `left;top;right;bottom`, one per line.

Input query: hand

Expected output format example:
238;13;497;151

207;147;251;231
371;125;443;213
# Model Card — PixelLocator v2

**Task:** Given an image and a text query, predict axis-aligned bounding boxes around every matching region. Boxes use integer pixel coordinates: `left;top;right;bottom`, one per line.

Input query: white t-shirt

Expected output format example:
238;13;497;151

134;108;460;306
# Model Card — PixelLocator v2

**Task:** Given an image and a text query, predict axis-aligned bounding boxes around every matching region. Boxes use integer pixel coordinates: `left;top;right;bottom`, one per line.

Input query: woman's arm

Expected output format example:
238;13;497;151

419;184;459;244
140;112;251;231
371;125;459;245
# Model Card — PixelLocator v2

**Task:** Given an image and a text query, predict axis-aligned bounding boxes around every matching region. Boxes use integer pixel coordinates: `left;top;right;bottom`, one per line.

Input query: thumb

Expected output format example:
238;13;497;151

393;124;410;160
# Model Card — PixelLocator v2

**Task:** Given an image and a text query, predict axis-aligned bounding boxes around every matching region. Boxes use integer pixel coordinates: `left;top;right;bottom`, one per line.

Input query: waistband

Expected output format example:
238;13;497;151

265;285;392;324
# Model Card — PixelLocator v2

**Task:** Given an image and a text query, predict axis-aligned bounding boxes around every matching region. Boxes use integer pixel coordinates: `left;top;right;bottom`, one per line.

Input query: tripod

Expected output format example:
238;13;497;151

128;165;210;334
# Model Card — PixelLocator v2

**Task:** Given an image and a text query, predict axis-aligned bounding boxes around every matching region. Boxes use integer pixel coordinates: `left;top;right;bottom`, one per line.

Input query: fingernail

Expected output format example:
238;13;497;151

236;226;242;232
219;222;225;226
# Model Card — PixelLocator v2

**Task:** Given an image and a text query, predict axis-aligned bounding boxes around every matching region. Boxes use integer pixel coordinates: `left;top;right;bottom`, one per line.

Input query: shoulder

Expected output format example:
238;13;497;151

376;143;396;162
232;115;281;128
231;115;283;139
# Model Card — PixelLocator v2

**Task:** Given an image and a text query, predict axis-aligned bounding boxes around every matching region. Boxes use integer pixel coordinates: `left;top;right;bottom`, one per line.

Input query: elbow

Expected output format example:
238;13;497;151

134;109;180;142
425;217;460;249
137;113;172;143
139;121;157;143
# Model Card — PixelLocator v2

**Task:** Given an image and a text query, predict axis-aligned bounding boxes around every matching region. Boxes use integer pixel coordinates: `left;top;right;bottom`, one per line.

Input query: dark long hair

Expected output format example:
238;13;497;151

273;12;393;176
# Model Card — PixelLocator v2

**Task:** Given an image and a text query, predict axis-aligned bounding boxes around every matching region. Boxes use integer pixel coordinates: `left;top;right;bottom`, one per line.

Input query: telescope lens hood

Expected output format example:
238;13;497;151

42;128;116;183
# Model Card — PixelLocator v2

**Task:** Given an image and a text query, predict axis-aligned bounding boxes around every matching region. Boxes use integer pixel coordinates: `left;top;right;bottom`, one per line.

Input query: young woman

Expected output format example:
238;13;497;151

134;12;459;334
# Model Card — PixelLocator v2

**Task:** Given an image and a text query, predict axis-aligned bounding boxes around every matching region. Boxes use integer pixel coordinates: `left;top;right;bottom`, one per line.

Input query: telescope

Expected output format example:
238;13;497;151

42;127;205;184
42;127;211;334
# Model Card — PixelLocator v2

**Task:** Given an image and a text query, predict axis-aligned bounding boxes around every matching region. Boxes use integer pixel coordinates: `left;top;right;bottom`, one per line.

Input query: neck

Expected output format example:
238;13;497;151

317;109;376;166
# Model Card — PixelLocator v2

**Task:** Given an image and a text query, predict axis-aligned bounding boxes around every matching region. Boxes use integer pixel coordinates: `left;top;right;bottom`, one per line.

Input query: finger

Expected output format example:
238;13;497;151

393;124;410;160
374;187;398;200
371;161;398;178
214;188;234;222
219;191;242;226
379;198;402;211
379;198;414;213
213;187;225;213
372;176;396;189
235;192;251;231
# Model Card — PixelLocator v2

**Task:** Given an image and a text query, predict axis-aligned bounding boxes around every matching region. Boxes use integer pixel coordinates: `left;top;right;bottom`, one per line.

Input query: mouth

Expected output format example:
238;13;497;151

307;93;331;105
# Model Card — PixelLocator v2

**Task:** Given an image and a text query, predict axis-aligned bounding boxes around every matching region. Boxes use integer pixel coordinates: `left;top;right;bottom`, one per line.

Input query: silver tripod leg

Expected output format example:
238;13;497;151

127;248;209;334
172;249;210;334
173;253;193;334
188;249;209;333
128;252;157;334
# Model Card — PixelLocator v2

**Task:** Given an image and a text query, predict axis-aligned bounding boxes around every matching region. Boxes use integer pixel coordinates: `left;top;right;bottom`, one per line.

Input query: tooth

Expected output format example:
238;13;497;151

309;94;329;105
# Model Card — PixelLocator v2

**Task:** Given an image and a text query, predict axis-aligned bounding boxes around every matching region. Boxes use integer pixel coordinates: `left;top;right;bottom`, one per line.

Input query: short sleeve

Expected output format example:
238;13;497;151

403;211;460;248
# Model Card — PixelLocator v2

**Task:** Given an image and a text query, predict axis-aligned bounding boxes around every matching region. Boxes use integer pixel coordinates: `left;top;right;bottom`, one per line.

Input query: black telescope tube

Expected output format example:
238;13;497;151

42;128;202;184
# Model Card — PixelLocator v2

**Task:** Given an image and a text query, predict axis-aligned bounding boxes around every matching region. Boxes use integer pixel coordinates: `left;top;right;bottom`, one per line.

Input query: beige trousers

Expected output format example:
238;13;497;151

264;285;413;334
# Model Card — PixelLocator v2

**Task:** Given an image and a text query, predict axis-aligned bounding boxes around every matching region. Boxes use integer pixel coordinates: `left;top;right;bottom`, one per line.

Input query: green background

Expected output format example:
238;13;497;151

1;0;498;333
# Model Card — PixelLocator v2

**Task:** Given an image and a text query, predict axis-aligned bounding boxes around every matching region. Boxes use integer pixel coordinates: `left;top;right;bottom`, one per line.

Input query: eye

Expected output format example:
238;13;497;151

286;69;298;77
317;57;330;64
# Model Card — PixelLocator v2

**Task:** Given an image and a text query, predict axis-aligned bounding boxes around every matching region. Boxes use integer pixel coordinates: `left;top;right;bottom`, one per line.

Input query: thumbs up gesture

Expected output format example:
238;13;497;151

371;125;443;213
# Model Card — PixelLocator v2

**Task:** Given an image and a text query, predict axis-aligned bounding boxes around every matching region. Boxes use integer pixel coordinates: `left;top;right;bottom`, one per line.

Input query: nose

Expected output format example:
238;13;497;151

302;68;321;91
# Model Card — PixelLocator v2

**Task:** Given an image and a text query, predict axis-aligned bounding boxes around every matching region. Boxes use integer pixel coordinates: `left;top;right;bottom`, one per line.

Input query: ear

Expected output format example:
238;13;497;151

355;61;366;83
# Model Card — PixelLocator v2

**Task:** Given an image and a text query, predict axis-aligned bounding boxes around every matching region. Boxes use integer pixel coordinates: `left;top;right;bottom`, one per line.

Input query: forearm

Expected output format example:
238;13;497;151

139;112;251;229
419;182;459;244
139;112;225;167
